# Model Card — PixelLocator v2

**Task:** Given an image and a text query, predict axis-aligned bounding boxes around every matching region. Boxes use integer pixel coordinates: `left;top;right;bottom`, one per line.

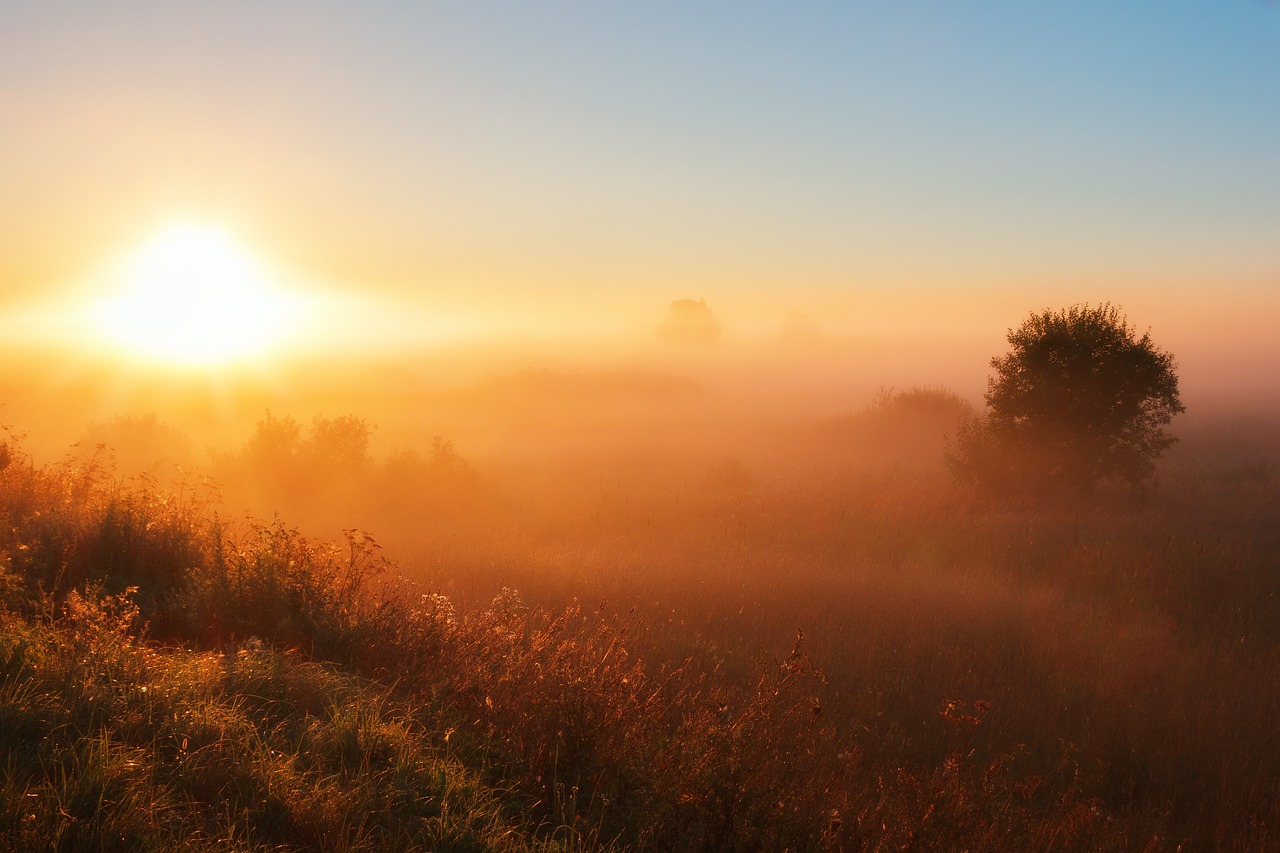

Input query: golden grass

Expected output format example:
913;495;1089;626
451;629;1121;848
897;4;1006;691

2;406;1277;849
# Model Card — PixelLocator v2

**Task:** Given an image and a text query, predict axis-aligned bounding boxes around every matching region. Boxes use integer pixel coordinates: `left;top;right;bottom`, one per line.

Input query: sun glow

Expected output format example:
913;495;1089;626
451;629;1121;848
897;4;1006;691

94;224;299;366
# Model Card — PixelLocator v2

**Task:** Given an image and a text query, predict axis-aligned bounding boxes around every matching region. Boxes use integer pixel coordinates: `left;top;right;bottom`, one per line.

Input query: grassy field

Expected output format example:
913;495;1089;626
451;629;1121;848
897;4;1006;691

2;391;1277;850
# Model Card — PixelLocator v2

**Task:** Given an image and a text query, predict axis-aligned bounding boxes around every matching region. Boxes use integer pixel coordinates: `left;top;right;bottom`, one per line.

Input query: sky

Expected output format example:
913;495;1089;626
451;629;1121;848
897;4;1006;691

1;1;1278;399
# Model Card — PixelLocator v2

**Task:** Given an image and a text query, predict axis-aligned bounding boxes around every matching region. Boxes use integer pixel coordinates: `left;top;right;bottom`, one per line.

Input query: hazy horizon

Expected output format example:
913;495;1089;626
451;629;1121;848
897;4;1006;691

2;1;1277;416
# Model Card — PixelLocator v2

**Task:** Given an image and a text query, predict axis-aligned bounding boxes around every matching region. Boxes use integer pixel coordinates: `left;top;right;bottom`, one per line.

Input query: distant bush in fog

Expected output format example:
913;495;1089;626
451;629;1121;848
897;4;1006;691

861;386;975;466
77;413;195;475
308;414;373;469
866;385;973;422
656;298;721;343
210;411;483;530
813;385;975;470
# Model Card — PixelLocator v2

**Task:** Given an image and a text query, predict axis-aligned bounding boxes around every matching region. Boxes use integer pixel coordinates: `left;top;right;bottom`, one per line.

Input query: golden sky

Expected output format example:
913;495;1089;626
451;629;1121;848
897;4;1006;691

1;3;1277;401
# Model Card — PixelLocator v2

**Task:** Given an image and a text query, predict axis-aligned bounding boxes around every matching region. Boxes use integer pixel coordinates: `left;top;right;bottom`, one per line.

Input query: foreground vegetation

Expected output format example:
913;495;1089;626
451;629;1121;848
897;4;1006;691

4;396;1279;850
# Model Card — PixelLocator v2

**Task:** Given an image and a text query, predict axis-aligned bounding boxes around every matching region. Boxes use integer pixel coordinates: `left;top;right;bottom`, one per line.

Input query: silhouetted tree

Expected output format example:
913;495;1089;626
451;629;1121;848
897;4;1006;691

948;303;1184;494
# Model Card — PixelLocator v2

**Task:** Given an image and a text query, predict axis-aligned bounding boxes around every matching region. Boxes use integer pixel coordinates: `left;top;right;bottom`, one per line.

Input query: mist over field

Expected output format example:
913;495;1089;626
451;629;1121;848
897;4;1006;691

5;304;1278;463
3;312;1280;849
4;1;1280;849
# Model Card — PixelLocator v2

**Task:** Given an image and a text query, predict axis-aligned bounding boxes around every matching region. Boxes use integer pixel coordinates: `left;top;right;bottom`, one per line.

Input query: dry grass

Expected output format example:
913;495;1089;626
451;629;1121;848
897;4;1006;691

3;405;1278;850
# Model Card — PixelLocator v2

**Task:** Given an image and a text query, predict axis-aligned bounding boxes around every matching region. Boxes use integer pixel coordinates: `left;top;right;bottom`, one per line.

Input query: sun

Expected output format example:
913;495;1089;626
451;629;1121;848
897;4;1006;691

94;223;298;366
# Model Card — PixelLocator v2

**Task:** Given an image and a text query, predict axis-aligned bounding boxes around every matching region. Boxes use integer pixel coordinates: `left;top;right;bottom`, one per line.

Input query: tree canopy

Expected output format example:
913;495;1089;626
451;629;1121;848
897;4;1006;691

950;303;1184;494
656;298;721;343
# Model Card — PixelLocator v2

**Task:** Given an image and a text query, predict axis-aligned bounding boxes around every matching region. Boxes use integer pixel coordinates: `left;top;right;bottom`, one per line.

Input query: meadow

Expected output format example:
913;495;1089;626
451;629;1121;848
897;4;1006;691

2;377;1278;850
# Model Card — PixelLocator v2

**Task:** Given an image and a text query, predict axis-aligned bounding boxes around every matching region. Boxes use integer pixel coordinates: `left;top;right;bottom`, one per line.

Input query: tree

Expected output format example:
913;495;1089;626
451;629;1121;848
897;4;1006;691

948;303;1184;494
656;298;721;343
307;415;372;470
242;411;303;471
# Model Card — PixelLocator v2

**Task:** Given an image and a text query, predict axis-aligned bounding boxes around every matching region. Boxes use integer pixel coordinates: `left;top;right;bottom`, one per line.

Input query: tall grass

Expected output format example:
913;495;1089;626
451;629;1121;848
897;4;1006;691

4;410;1279;849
